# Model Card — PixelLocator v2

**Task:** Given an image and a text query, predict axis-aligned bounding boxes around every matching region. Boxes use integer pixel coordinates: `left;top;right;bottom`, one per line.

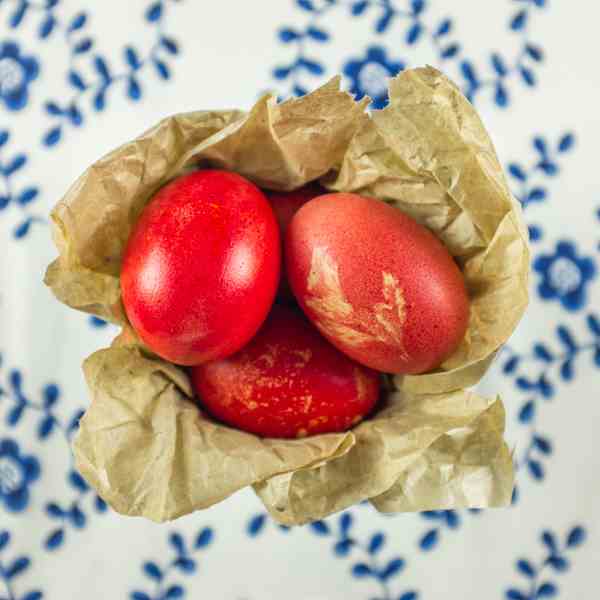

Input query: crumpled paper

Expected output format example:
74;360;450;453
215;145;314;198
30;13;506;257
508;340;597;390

44;67;529;524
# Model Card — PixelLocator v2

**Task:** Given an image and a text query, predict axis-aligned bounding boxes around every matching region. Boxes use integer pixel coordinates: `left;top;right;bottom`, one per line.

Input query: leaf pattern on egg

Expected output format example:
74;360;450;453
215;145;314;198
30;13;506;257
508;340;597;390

305;246;408;359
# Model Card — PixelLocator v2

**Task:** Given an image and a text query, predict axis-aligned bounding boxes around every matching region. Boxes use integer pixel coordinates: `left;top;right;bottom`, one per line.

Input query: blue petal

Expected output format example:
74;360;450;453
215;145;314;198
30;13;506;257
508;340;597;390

556;241;575;257
0;439;19;457
4;87;27;110
22;56;39;80
343;60;363;78
2;42;20;59
538;281;557;300
366;46;387;63
561;289;585;311
532;255;552;272
578;258;596;279
22;455;40;481
5;486;28;511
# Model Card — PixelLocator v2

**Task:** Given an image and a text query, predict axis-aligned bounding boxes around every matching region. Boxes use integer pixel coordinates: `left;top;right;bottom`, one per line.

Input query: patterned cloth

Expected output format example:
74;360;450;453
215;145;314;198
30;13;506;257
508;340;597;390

0;1;598;599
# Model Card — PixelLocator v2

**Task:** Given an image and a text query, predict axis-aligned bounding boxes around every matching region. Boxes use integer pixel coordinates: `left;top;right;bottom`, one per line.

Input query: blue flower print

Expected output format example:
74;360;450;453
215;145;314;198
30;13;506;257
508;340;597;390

0;41;39;111
534;241;596;311
0;438;40;512
343;46;404;109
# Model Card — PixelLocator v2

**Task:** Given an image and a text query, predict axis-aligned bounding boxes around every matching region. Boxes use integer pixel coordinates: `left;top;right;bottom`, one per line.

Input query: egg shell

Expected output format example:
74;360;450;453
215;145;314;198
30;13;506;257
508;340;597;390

121;170;280;366
191;305;380;439
265;183;325;302
285;192;470;374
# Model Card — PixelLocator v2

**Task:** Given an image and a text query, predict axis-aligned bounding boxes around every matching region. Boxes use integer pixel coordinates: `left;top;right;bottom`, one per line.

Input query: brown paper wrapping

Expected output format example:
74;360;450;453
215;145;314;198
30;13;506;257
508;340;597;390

44;67;529;524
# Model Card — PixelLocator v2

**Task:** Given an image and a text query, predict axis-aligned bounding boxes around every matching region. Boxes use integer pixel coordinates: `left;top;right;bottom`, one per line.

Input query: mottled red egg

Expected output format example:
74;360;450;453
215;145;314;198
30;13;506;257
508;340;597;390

191;305;380;438
285;193;470;374
121;170;280;366
265;183;324;301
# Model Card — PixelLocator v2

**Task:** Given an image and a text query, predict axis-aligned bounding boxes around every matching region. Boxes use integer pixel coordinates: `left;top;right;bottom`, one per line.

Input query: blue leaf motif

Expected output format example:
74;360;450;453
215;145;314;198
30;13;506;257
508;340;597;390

153;59;170;80
6;556;29;578
520;67;536;87
503;355;520;374
528;187;547;202
307;26;329;42
528;459;544;480
164;585;184;599
69;70;87;91
17;188;39;205
67;105;83;127
73;38;93;54
0;130;9;146
419;529;438;551
518;400;535;423
566;526;586;547
517;559;536;578
310;521;330;536
69;505;86;529
508;163;527;181
5;154;26;176
368;533;385;555
38;415;55;439
127;77;142;101
195;527;213;548
0;195;10;210
352;563;373;578
68;12;88;32
538;375;554;399
0;530;10;550
595;347;600;368
14;218;33;239
46;503;64;518
534;344;553;362
169;532;186;555
21;592;42;600
7;404;24;426
351;1;368;16
406;23;422;45
278;28;299;43
380;557;405;581
131;592;151;600
297;0;315;11
126;47;142;70
45;528;65;550
510;10;528;30
43;384;59;407
441;44;459;59
375;10;393;33
161;36;179;55
538;161;558;175
247;514;266;536
587;314;600;336
93;90;107;112
547;555;569;572
461;61;477;84
558;133;575;153
95;495;108;513
143;561;163;581
495;83;509;107
68;409;85;433
94;56;111;81
435;18;452;37
43;127;62;147
174;557;196;574
411;0;425;15
340;512;353;535
557;326;577;351
506;590;527;600
68;470;89;492
525;44;544;62
528;225;542;241
146;2;163;22
536;582;557;597
273;66;291;80
298;58;324;75
39;15;56;39
399;593;418;600
444;510;460;529
491;53;507;76
334;539;353;557
533;435;552;455
541;530;557;552
9;2;28;28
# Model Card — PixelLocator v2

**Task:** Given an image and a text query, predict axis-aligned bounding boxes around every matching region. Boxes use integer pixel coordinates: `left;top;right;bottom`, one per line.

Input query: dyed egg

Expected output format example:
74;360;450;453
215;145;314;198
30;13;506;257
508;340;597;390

285;193;470;374
121;170;280;366
265;183;324;301
191;305;380;438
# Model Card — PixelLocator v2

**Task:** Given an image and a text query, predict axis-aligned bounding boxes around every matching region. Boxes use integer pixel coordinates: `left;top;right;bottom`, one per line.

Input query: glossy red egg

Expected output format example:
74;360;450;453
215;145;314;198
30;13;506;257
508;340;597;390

285;193;470;374
121;170;280;366
265;183;324;301
191;305;380;438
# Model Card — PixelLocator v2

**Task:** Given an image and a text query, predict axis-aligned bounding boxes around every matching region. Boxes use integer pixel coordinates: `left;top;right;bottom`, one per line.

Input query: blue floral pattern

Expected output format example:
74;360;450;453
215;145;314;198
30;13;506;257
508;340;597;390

0;438;39;512
0;1;597;598
343;46;404;108
533;242;596;311
0;40;38;110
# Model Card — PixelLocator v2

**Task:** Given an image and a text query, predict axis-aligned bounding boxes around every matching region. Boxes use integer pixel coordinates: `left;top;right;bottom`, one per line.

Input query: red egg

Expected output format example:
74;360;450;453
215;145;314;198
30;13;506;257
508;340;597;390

121;170;280;366
265;183;324;301
285;193;470;374
191;305;380;438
